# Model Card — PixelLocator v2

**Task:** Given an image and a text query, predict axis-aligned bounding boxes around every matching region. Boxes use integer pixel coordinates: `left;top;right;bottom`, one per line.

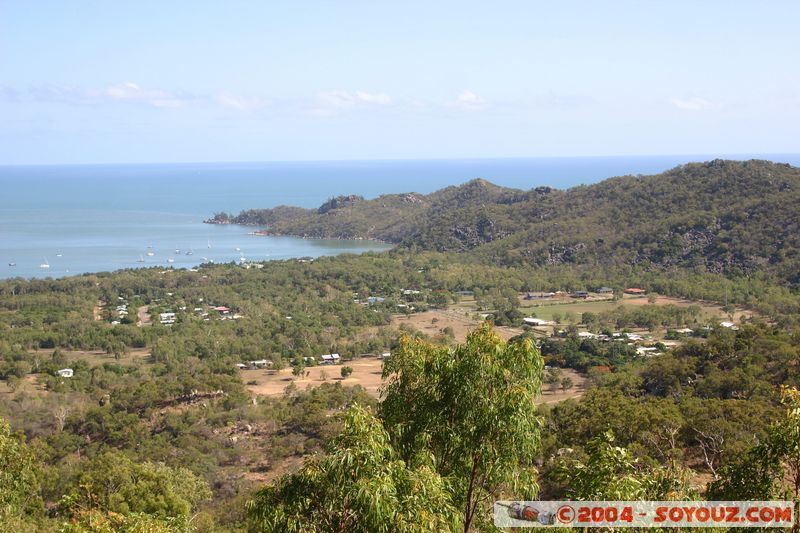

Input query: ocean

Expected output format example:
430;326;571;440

2;154;798;280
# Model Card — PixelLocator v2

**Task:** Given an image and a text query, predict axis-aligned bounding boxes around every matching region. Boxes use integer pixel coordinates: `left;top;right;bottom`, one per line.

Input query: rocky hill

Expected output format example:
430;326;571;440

207;160;800;284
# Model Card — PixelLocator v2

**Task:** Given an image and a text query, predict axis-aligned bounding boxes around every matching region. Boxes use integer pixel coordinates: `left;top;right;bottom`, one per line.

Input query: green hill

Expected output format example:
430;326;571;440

207;160;800;284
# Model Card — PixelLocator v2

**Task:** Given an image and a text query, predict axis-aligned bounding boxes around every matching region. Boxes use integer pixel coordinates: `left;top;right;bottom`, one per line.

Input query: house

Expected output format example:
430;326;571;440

249;359;272;369
320;353;341;364
213;306;230;313
235;363;248;369
597;287;614;294
456;290;474;296
159;312;176;324
366;296;385;304
624;287;647;295
524;317;553;326
379;352;391;359
577;331;598;339
672;328;694;334
720;321;739;330
525;292;556;299
636;347;658;357
624;333;643;341
57;368;74;378
571;290;589;299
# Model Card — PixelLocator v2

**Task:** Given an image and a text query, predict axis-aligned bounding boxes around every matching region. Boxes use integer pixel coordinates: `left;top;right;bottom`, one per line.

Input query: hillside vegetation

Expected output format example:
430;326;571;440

208;160;800;284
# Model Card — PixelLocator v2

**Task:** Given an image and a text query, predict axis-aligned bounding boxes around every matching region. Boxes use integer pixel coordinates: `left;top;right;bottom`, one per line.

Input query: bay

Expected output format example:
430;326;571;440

1;154;798;279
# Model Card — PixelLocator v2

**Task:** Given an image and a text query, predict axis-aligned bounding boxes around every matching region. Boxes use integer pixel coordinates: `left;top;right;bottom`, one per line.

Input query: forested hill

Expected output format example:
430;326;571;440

207;160;800;283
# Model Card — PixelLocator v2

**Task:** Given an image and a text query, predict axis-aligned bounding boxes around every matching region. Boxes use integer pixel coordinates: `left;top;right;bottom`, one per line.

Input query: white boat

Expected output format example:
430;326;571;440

56;252;63;257
207;240;212;248
8;261;16;267
167;258;175;263
40;258;50;269
175;247;180;254
235;247;241;252
185;249;194;256
146;245;154;256
137;255;145;263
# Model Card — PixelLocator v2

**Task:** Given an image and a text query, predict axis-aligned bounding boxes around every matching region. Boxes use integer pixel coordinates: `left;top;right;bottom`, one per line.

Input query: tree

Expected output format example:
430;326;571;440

340;365;353;378
291;358;305;378
247;405;459;532
557;431;693;500
709;387;800;500
381;323;544;531
0;417;42;521
59;451;211;520
560;376;573;392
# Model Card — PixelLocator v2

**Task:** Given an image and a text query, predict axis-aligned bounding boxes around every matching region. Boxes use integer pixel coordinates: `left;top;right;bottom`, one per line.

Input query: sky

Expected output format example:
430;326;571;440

0;1;799;164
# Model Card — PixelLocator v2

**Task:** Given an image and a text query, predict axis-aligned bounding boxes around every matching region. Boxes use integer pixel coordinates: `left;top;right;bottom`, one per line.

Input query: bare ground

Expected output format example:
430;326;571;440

242;357;386;397
242;348;586;404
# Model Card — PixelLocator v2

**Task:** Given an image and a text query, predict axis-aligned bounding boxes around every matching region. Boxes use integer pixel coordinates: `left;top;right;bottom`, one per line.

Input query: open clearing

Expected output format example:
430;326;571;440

242;357;385;397
391;309;526;343
27;347;151;366
517;294;752;322
242;351;586;404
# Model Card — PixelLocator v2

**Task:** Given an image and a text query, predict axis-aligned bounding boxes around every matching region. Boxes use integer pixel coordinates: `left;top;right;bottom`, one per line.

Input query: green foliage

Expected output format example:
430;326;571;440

556;430;694;500
381;323;544;530
0;417;42;521
60;450;211;520
247;405;459;533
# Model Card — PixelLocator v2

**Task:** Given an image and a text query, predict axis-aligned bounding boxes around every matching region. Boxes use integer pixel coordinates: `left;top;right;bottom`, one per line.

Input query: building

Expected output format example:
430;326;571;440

523;317;553;326
624;288;647;295
572;290;589;299
248;359;272;369
57;368;74;378
379;352;391;359
320;353;341;364
597;287;614;294
159;312;176;325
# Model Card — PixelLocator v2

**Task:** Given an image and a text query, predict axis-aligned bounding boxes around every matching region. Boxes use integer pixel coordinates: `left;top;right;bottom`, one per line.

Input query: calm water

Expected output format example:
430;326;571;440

2;154;798;279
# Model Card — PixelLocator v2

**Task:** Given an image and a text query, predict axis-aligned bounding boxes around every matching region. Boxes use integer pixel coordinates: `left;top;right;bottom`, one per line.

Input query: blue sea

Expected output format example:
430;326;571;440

2;154;798;280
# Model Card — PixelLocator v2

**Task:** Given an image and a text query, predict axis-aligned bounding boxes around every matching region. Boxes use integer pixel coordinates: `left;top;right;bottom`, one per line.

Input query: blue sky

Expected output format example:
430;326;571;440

1;1;798;164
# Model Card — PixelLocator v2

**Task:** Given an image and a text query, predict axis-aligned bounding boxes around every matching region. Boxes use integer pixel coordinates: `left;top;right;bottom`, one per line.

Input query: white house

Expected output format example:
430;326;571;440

57;368;74;378
636;347;658;357
577;331;598;339
320;353;341;364
159;312;176;325
249;359;272;369
524;317;553;326
379;352;391;359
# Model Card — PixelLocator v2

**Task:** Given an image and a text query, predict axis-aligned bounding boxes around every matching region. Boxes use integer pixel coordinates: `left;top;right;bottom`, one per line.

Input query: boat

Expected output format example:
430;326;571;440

175;247;180;254
137;255;145;263
207;240;212;249
146;245;154;257
235;247;241;252
8;261;16;267
40;258;50;269
167;258;175;263
185;249;194;256
56;252;63;257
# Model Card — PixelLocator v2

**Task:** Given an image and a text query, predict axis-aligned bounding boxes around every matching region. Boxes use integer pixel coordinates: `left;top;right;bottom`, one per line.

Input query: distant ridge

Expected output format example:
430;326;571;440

207;160;800;284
